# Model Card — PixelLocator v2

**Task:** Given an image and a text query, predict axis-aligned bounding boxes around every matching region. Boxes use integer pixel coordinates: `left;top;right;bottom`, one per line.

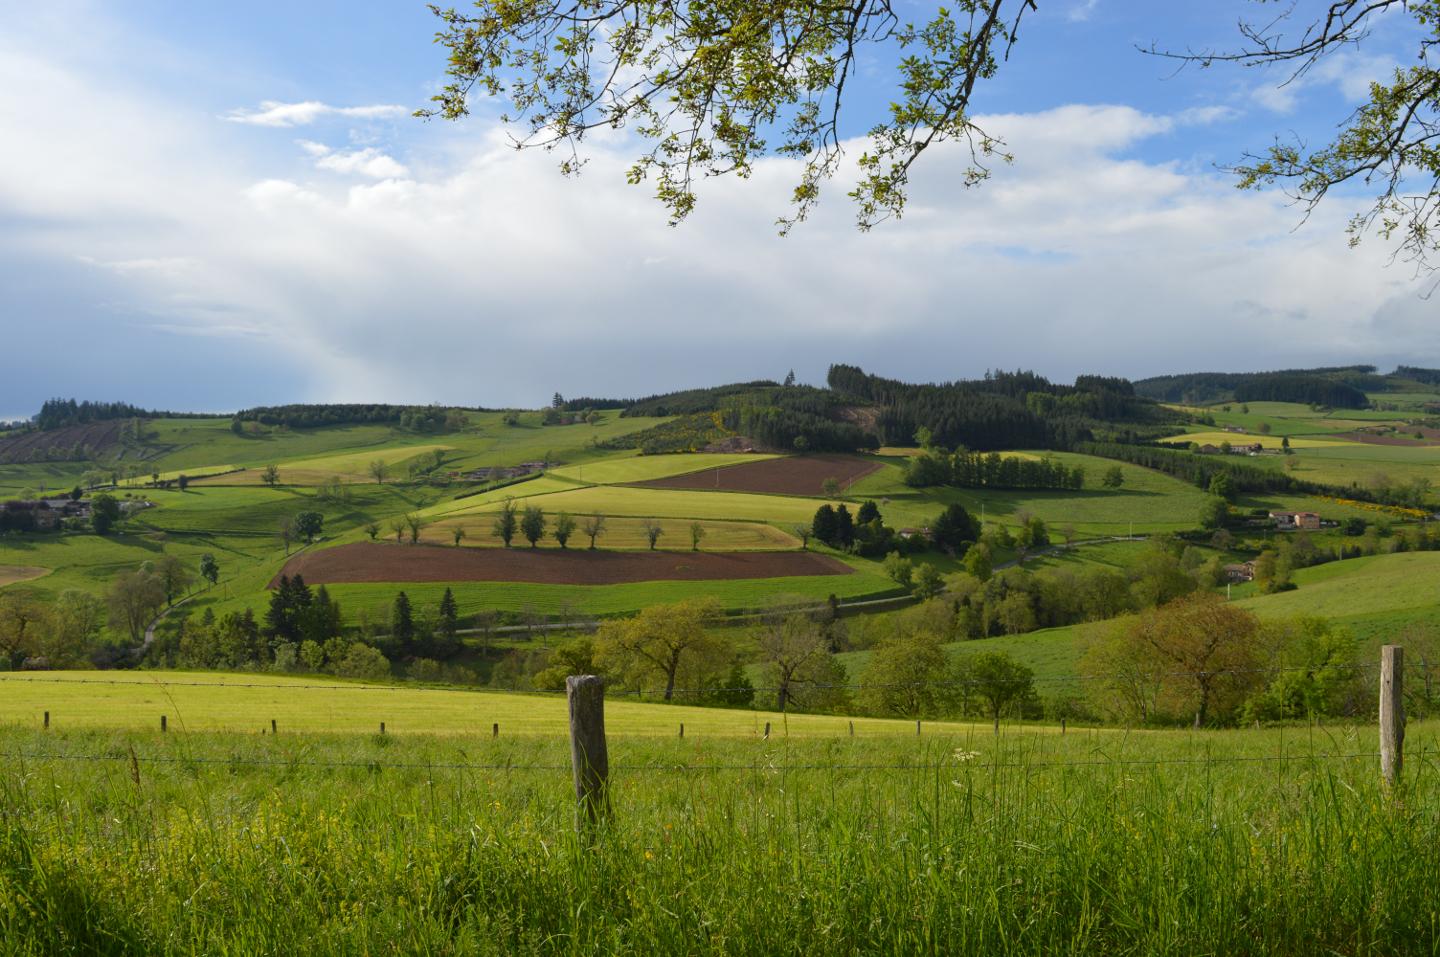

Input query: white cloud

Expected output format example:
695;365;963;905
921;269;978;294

225;100;405;127
1068;0;1100;23
1;36;1435;410
314;147;410;179
1252;51;1396;114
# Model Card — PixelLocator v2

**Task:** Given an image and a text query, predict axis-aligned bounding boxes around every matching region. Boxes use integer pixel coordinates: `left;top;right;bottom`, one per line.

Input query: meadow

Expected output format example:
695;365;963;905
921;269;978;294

0;706;1434;955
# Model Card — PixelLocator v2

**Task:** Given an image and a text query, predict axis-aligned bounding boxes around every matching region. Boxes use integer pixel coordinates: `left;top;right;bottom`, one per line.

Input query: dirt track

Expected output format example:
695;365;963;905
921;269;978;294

272;542;853;586
633;454;882;496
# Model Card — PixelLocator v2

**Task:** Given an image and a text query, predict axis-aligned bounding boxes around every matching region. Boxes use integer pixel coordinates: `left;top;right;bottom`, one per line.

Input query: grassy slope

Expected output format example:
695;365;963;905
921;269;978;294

0;670;964;736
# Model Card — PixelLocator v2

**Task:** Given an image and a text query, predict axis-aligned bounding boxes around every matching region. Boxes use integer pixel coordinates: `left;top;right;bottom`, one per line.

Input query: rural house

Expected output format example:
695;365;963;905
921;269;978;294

1269;511;1320;531
1223;561;1256;583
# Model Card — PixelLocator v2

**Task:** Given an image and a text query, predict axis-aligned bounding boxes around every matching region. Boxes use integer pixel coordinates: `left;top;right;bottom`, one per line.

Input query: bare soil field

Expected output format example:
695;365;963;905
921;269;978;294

273;542;852;586
633;454;882;496
0;566;50;588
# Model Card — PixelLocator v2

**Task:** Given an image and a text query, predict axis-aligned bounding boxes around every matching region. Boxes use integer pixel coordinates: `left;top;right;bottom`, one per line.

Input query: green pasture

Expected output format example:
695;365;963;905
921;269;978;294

443;484;847;526
194;443;453;486
547;452;778;484
1172;431;1352;450
0;670;951;736
851;453;1216;535
235;564;903;622
0;719;1434;953
418;514;799;551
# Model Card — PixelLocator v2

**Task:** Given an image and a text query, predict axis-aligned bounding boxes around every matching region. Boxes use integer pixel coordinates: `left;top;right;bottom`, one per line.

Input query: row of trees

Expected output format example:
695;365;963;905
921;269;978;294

904;446;1088;491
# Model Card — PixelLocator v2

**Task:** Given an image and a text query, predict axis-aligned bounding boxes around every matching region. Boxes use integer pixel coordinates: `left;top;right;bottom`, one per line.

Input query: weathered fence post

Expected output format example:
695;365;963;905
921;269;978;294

763;721;771;740
916;720;921;736
849;720;854;737
492;722;499;738
1380;644;1404;789
160;715;167;733
43;711;49;730
566;675;610;828
379;721;385;735
679;723;684;739
1061;717;1066;735
271;719;277;734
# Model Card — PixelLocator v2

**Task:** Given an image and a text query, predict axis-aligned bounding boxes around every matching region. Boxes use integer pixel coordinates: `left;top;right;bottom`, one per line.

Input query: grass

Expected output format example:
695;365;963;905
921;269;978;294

417;516;799;551
272;566;902;621
0;715;1435;954
546;452;779;484
851;453;1216;535
1171;431;1352;450
193;444;453;486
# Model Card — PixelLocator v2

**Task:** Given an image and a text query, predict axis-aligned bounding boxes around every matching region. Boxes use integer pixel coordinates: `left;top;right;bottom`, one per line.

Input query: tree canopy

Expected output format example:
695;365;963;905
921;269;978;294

423;1;1440;265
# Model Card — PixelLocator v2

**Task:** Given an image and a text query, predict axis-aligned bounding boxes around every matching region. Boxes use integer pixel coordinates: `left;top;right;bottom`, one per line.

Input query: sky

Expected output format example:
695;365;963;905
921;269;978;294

0;0;1433;419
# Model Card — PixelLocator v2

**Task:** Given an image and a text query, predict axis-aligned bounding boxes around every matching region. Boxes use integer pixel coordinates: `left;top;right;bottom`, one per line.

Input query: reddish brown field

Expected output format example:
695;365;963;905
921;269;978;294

272;542;853;586
633;454;882;496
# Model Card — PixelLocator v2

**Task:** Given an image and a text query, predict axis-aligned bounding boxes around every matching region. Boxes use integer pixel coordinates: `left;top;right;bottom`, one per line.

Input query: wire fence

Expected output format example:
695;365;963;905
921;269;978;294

0;659;1387;700
2;748;1396;775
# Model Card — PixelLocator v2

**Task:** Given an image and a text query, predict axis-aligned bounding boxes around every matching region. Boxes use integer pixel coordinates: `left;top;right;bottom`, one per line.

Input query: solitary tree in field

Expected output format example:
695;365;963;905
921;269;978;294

493;497;519;547
199;553;219;588
389;517;406;544
791;524;812;550
405;513;425;544
689;521;706;551
521;505;547;547
452;525;466;547
553;511;576;548
641;519;664;550
154;554;194;607
821;477;841;498
757;599;846;712
368;459;389;485
593;598;725;701
277;516;296;556
261;464;280;488
582;513;607;549
965;651;1035;734
1101;466;1125;490
364;521;381;541
294;511;324;543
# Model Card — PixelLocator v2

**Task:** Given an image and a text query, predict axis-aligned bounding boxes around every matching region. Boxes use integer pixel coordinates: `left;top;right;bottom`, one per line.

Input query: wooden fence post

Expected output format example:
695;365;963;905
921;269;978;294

679;722;684;739
916;720;921;736
763;721;771;740
271;719;277;734
492;722;499;738
849;720;854;737
1381;644;1405;789
566;675;610;828
379;721;385;735
160;715;167;733
43;711;49;730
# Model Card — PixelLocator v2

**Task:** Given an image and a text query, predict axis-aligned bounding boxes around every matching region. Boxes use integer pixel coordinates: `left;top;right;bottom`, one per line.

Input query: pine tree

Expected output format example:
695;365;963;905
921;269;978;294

391;591;415;647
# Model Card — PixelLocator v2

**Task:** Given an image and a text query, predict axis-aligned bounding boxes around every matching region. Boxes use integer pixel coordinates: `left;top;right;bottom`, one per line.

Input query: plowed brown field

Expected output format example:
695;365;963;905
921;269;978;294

633;454;882;496
272;542;852;586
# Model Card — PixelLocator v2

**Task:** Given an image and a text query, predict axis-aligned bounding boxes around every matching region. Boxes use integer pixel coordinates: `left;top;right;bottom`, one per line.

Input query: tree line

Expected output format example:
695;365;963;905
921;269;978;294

904;446;1086;491
231;404;470;432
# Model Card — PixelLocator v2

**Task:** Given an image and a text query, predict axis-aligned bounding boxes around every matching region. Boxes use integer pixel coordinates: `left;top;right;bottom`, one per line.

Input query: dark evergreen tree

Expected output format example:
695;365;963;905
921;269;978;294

811;504;838;547
857;500;880;524
391;591;415;649
834;505;854;549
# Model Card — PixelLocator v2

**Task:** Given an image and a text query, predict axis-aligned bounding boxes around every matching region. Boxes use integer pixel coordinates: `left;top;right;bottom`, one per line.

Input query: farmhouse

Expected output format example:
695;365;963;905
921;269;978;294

1228;442;1264;455
1269;511;1320;531
1223;561;1256;583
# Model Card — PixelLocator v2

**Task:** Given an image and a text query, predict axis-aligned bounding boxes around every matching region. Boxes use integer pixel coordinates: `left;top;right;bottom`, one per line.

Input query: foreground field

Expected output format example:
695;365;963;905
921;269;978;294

0;715;1433;954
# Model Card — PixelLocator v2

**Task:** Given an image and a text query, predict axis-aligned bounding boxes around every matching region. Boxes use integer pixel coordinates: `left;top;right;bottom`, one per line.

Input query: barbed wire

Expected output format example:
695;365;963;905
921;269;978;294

3;749;1393;775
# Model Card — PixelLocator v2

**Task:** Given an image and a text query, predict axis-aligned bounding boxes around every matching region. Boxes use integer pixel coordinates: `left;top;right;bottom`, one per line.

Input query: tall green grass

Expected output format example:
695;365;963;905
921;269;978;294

0;722;1435;954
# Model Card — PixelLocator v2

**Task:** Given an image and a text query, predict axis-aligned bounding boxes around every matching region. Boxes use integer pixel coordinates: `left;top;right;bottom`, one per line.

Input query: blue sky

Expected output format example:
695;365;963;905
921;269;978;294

0;1;1431;419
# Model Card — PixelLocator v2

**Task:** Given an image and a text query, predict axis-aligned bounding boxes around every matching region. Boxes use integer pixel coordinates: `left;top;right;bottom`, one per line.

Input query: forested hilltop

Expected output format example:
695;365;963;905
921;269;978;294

1132;366;1405;407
